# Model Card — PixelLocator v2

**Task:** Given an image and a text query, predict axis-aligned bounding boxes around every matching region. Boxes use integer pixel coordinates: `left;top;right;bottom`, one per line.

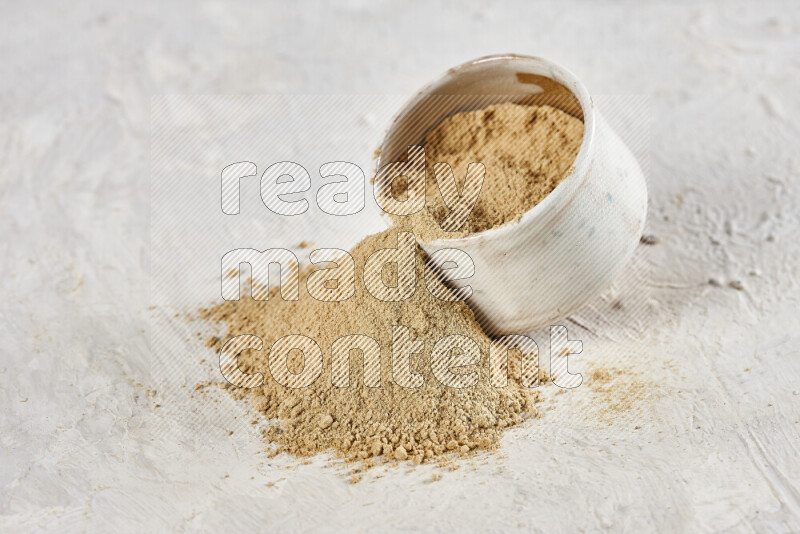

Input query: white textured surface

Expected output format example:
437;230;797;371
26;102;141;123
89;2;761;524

2;1;800;532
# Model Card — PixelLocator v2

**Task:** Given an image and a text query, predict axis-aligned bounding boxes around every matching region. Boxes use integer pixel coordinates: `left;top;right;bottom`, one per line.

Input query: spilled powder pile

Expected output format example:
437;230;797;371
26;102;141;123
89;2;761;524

390;102;584;241
201;229;541;465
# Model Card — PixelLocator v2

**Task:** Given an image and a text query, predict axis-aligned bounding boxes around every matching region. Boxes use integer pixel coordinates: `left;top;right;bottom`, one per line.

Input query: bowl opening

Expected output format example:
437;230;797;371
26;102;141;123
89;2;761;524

379;54;591;164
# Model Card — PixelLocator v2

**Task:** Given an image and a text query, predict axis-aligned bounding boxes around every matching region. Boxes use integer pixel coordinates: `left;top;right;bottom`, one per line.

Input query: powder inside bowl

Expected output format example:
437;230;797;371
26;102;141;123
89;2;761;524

390;102;584;242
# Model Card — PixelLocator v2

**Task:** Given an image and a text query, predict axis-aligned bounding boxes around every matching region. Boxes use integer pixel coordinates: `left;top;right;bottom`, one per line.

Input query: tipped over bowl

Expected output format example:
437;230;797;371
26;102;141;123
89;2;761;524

378;54;648;335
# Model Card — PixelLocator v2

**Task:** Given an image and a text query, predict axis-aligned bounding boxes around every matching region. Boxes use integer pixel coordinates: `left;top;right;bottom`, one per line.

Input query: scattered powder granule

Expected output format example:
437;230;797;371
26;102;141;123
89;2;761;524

389;102;584;242
200;229;541;465
588;365;654;418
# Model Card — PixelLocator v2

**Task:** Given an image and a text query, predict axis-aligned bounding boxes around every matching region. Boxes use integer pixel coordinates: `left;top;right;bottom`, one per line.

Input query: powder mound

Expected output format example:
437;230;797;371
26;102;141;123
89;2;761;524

390;102;584;242
201;229;541;465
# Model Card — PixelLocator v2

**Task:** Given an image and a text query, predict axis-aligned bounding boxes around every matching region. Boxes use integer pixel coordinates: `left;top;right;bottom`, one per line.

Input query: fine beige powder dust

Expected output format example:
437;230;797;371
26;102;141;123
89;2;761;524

391;102;584;241
199;102;584;466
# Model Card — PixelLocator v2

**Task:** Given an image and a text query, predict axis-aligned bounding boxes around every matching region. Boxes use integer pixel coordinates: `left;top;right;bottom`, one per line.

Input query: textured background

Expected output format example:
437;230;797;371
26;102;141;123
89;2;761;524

2;1;800;531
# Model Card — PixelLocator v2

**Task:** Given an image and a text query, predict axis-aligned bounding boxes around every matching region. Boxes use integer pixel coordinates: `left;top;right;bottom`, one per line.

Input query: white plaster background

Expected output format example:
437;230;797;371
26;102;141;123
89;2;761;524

2;1;800;532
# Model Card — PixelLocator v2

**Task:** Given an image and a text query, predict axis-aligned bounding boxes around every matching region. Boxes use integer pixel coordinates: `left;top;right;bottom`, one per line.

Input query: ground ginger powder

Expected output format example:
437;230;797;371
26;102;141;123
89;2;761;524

200;102;584;466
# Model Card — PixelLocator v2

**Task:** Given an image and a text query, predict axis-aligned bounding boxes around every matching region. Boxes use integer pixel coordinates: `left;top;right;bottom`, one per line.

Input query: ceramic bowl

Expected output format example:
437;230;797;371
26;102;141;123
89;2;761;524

378;54;647;334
